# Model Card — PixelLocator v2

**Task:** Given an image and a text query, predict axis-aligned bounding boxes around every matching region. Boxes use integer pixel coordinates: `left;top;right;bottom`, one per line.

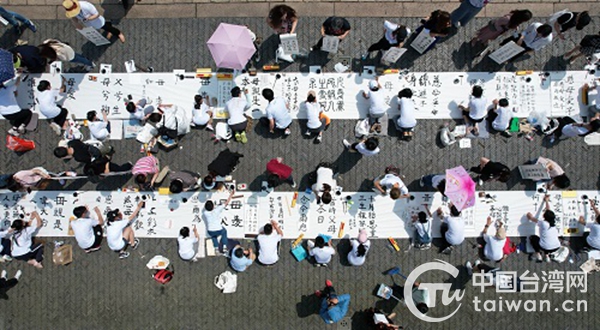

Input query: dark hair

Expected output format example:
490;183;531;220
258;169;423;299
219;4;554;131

203;175;214;188
73;206;87;218
268;5;297;30
135;174;147;184
437;179;446;196
418;211;428;224
472;85;483;98
267;174;280;188
508;10;533;29
53;147;69;158
307;94;316;103
315;235;325;248
537;24;552;37
398;88;413;99
552;174;570;189
497;167;511;183
194;95;203;109
180;226;190;238
263;223;273;235
86;110;97;122
450;205;461;217
393;25;409;42
106;209;120;224
234;247;245;258
126;102;136;113
83;162;100;177
498;98;509;107
37;80;51;92
432;10;451;33
6;177;22;192
10;219;25;231
322;192;332;204
38;44;57;62
169;180;184;194
417;302;429;314
389;187;401;200
262;88;274;101
205;200;214;211
365;137;379;151
356;243;367;257
576;11;591;30
588;120;600;134
231;86;241;98
543;210;556;226
148;113;162;123
596;214;600;224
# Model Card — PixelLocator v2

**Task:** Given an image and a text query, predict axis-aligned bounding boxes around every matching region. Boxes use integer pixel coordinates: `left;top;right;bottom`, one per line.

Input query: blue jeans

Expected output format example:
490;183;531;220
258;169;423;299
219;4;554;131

414;229;432;245
420;174;442;189
0;7;32;28
450;0;483;27
208;228;228;250
71;53;93;67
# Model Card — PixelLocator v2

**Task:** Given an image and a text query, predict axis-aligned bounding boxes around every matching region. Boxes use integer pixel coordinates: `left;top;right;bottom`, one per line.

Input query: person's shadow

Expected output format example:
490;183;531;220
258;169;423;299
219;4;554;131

296;292;321;318
331;149;362;175
100;0;132;22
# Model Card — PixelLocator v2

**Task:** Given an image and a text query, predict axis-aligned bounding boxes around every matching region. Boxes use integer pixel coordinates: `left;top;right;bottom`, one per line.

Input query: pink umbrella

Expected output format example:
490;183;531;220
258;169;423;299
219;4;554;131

445;166;476;211
206;23;256;70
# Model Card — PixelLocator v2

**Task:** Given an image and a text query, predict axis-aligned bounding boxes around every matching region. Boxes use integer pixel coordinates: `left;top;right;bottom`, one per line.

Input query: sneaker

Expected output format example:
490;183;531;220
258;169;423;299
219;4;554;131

86;246;101;253
222;246;229;255
315;290;322;297
59;179;66;186
7;127;19;136
314;263;321;267
421;243;431;250
83;65;94;72
478;179;484;186
361;52;369;60
315;135;322;144
234;132;242;142
240;131;248;144
50;122;62;135
325;279;333;287
206;124;214;131
284;128;291;136
119;251;130;259
27;21;37;33
0;270;5;279
466;261;473;276
17;124;26;134
276;46;294;63
290;180;297;188
548;136;556;144
441;246;453;255
140;144;145;153
534;253;543;262
305;130;311;137
132;238;140;250
1;255;12;262
544;255;551;263
473;259;481;267
419;176;425;187
342;139;351;149
500;131;512;138
14;270;22;280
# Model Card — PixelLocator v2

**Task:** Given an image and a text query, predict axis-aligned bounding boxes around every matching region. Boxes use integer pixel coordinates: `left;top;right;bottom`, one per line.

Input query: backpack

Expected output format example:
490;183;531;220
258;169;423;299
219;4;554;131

158;114;178;139
153;269;174;284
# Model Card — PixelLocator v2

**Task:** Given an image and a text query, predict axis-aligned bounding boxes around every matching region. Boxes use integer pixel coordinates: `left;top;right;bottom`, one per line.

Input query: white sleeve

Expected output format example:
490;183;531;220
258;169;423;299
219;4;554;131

384;20;398;32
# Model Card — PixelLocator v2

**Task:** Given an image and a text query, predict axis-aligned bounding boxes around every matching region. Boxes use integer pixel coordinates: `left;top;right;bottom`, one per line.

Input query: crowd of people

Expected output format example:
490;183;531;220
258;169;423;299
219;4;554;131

0;3;599;325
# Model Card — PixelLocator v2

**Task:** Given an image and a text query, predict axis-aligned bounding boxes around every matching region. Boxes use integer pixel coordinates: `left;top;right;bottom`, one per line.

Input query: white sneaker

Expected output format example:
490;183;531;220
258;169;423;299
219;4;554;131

0;270;6;279
342;139;351;149
7;127;19;136
284;128;291;135
206;124;214;131
17;124;26;134
466;261;473;276
276;46;294;63
50;122;62;135
305;130;311;137
14;270;22;280
473;259;481;267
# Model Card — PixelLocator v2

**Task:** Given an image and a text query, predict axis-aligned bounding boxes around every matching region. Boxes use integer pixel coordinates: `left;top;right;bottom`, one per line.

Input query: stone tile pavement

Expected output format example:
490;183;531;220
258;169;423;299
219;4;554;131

0;16;598;330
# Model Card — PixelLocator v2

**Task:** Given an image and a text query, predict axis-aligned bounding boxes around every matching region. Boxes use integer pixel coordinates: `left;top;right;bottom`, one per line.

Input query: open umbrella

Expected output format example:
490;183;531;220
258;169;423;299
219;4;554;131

0;49;15;83
445;166;476;211
206;23;256;70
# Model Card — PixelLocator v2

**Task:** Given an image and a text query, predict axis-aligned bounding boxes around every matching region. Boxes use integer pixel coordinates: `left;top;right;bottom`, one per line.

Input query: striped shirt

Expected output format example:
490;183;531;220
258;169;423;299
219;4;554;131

132;156;159;175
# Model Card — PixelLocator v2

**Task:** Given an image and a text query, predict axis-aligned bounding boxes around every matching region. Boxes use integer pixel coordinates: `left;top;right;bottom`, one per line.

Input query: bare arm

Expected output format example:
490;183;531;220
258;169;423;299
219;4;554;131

128;201;144;222
30;211;42;228
423;204;432;217
223;190;235;207
94;206;104;226
271;219;283;236
193;225;199;239
482;216;492;234
269;119;275;133
578;215;586;226
373;178;386;194
289;17;298;34
544;194;551;211
590;200;599;216
338;30;350;40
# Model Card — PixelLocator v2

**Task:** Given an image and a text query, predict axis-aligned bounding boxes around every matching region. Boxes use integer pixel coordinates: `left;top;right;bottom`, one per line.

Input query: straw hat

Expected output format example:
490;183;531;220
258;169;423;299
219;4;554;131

495;226;506;240
63;0;81;18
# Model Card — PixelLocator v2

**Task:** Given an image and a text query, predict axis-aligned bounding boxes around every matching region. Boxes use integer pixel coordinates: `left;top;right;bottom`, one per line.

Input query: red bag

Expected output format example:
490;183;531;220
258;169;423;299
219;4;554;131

153;269;173;284
6;135;35;152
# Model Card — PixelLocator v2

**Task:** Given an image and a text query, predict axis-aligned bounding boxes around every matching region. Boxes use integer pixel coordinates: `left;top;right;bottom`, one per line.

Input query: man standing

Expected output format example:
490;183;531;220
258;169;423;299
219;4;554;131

257;220;283;265
63;0;126;43
450;0;490;28
71;205;104;253
262;88;292;136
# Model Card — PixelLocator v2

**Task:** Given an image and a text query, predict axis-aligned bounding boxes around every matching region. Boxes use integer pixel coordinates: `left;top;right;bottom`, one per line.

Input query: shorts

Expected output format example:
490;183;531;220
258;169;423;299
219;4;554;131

462;109;485;123
84;225;104;251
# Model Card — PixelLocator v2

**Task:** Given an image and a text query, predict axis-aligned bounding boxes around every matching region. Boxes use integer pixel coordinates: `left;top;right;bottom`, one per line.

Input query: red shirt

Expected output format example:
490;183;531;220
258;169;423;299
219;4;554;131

266;159;292;179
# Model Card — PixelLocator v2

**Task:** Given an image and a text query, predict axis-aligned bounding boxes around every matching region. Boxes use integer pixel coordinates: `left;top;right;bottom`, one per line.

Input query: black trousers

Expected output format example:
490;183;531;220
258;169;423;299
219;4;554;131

52;107;69;127
14;242;44;263
529;235;559;254
367;36;397;52
3;109;32;128
102;22;121;36
555;117;577;139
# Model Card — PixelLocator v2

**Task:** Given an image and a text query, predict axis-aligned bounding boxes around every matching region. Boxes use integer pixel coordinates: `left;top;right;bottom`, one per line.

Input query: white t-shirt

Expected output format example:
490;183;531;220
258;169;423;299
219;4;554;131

177;235;198;260
397;98;417;128
257;233;281;265
367;90;388;116
226;96;250;126
131;104;153;121
310;245;335;264
355;142;380;156
593;85;600;110
266;97;292;129
71;217;100;249
37;89;62;119
522;22;552;51
492;106;512;131
312;167;336;193
536;157;564;177
106;220;128;251
0;81;20;116
431;174;445;188
10;226;36;257
203;205;225;232
444;216;465;246
467;96;488;120
561;124;588;137
89;120;109;140
538;221;561;250
379;174;408;195
483;233;506;261
384;20;399;44
414;220;432;239
305;102;323;129
347;239;370;266
192;103;210;126
586;222;600;249
76;1;105;30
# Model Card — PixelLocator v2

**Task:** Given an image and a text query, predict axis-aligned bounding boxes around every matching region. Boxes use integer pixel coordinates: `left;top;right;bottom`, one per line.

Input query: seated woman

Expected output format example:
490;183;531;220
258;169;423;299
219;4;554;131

578;199;600;251
412;209;432;249
0;75;33;136
531;157;570;190
177;225;199;262
347;229;370;266
304;91;330;144
105;201;143;259
548;114;600;145
191;94;213;131
311;163;337;205
365;308;400;330
8;167;53;193
9;211;44;268
470;157;511;184
415;10;452;54
526;195;561;262
394;88;417;138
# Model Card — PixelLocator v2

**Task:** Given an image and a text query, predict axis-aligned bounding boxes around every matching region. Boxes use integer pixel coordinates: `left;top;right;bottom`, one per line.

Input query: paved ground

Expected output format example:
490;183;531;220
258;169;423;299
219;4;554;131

0;16;598;330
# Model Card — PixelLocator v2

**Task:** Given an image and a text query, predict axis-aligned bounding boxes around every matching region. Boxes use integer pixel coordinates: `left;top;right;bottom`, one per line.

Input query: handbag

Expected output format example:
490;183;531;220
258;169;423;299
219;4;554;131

214;270;237;293
354;118;370;138
6;135;35;152
550;246;569;263
158;113;178;139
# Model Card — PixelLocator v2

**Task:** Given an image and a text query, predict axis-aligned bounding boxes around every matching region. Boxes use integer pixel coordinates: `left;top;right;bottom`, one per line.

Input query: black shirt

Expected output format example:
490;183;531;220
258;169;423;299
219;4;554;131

322;16;351;36
68;140;93;164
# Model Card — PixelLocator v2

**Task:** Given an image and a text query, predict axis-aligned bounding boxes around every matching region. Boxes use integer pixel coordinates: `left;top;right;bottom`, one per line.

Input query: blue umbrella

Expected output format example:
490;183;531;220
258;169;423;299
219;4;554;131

0;49;15;83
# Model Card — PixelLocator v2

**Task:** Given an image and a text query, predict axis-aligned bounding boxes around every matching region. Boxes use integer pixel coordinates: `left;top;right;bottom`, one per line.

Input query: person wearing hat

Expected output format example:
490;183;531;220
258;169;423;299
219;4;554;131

347;229;371;266
105;201;143;259
362;77;388;132
63;0;126;43
311;16;351;52
479;217;507;263
363;21;410;60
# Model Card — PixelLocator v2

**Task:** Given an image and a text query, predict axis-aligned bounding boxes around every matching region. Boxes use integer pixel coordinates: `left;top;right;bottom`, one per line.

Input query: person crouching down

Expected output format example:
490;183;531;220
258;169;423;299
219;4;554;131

105;201;143;259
